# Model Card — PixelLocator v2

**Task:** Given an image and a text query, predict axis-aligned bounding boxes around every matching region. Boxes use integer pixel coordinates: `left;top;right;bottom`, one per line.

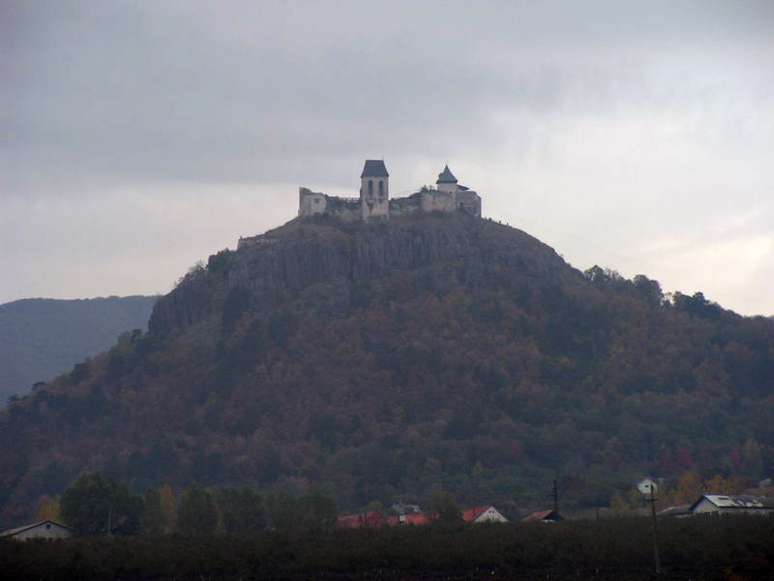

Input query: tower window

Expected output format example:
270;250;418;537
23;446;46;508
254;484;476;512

379;180;384;195
368;180;373;195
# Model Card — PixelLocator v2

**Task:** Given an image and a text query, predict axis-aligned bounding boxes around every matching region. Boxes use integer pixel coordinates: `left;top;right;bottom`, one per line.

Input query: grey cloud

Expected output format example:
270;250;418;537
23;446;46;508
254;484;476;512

5;0;771;188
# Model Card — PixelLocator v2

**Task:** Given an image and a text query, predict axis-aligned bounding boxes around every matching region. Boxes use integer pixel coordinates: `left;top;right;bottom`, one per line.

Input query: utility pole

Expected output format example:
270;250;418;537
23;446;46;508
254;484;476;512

552;479;559;514
647;486;661;575
638;478;661;575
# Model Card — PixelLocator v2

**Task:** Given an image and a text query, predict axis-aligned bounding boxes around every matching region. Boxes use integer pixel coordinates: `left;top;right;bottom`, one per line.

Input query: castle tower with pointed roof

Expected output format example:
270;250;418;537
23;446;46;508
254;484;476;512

360;160;390;220
436;164;458;193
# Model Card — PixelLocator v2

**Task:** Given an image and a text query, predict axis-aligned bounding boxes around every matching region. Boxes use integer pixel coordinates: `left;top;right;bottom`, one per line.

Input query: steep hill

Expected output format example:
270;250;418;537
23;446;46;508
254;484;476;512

0;296;157;403
1;213;772;525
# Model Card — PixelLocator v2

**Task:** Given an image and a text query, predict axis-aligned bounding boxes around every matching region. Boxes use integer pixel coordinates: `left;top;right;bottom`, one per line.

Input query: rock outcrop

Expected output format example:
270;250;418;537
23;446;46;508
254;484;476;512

149;213;578;336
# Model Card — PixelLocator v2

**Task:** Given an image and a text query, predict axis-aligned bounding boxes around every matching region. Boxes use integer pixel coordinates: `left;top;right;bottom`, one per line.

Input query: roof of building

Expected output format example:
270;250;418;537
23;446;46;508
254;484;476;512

403;512;435;526
657;504;692;517
522;509;563;523
390;502;422;515
462;505;506;522
0;520;72;538
361;160;389;178
436;165;458;184
691;494;774;511
336;511;384;529
462;506;490;522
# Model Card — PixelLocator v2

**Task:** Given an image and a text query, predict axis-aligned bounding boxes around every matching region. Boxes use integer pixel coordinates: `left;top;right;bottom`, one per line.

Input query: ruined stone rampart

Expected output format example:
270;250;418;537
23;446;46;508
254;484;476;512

299;186;481;221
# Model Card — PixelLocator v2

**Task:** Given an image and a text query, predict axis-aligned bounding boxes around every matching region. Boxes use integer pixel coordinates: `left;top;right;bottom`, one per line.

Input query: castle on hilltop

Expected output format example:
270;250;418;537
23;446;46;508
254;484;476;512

298;160;482;221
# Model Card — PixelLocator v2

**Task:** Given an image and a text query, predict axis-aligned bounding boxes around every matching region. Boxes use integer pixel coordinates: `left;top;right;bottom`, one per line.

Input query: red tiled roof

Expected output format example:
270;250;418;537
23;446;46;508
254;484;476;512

336;515;362;529
522;509;561;522
462;506;491;523
336;511;384;529
403;512;435;526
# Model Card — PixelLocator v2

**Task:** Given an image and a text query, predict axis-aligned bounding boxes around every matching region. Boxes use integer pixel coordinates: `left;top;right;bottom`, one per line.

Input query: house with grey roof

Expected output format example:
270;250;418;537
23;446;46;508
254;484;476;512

689;494;774;516
0;520;72;541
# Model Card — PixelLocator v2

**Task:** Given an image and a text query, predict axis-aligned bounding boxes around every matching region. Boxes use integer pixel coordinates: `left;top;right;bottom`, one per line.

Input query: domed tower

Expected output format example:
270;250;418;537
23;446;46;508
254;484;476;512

436;164;458;193
360;159;389;220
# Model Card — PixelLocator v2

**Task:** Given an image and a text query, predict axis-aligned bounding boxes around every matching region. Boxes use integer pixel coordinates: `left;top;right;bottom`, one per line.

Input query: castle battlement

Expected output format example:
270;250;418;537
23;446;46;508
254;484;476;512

299;160;482;222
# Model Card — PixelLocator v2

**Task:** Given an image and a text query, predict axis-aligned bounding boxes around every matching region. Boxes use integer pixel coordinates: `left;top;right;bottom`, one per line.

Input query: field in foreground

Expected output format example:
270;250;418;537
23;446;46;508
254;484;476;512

2;516;774;580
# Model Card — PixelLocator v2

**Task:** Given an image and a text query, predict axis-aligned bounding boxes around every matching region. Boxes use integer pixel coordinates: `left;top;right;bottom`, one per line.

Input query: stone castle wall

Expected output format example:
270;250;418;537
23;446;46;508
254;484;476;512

456;190;482;216
299;186;481;221
298;188;328;217
420;189;456;213
389;193;423;217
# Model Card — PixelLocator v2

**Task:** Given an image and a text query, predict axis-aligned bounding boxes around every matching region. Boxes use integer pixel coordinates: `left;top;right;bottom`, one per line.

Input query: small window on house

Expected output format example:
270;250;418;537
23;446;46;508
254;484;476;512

379;180;384;195
46;524;51;530
368;180;373;195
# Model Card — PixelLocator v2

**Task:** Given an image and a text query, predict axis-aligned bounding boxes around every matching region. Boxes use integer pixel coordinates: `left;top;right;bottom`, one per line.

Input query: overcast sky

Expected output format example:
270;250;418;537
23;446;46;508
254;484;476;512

2;1;773;315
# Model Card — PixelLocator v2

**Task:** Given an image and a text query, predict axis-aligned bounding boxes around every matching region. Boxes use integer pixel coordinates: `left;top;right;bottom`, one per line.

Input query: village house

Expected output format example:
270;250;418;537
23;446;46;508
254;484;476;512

462;505;509;524
689;494;774;516
0;520;72;541
656;505;693;518
336;510;431;528
399;512;436;526
336;504;507;528
336;511;385;529
658;494;774;518
390;502;422;516
521;509;564;523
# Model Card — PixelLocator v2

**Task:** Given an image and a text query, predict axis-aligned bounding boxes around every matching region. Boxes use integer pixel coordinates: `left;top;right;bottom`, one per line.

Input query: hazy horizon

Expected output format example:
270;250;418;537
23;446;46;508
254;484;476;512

3;1;774;315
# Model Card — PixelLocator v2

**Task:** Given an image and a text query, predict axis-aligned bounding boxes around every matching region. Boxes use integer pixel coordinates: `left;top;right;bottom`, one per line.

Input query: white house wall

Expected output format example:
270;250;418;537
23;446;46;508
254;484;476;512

692;498;774;516
11;523;71;540
474;507;508;523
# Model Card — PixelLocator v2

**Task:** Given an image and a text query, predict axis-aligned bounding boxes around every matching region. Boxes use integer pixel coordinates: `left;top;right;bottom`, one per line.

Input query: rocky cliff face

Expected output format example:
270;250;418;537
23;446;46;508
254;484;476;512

149;213;580;336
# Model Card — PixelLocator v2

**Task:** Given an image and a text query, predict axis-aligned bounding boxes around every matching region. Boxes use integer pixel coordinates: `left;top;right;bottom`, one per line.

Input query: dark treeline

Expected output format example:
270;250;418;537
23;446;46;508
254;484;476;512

2;516;773;581
51;473;336;538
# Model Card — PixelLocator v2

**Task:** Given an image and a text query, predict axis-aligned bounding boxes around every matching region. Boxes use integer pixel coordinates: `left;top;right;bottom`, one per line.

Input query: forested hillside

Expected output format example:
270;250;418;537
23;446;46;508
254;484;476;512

0;296;157;402
1;213;772;526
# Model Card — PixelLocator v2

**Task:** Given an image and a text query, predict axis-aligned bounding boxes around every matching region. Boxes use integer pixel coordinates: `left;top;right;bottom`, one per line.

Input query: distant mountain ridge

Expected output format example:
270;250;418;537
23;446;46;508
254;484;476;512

0;296;157;402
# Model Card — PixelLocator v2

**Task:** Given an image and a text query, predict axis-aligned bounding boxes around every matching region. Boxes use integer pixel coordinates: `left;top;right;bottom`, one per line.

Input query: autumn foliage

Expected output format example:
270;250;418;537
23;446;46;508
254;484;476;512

1;214;772;526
